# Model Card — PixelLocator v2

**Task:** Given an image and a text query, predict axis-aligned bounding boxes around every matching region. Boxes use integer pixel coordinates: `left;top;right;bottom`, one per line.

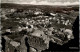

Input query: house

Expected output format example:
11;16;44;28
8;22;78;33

50;13;56;16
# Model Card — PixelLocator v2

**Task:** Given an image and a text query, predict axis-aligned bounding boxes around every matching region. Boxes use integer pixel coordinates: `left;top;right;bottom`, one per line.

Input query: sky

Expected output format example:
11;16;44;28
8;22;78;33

1;0;79;5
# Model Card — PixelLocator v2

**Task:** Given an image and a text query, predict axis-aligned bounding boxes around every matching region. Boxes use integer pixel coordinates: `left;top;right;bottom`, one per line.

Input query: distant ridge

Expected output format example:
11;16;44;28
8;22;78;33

1;3;79;7
1;3;79;11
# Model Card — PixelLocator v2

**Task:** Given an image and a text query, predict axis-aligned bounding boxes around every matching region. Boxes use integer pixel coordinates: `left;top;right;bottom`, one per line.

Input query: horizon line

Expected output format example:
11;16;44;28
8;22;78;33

1;1;79;6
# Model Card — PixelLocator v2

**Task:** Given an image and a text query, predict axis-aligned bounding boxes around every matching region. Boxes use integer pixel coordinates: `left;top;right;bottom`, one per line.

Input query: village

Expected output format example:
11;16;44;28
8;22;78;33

1;5;78;52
